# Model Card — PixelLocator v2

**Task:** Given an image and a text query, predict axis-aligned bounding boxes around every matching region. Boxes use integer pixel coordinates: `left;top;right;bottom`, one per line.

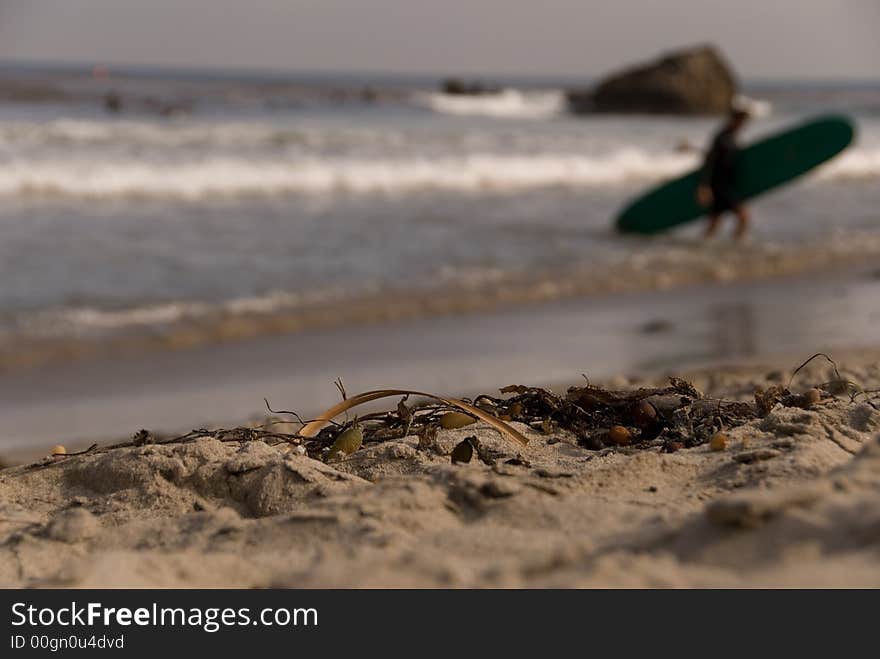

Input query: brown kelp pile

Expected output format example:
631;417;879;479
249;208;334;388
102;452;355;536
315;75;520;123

290;377;747;459
16;354;875;470
287;354;873;462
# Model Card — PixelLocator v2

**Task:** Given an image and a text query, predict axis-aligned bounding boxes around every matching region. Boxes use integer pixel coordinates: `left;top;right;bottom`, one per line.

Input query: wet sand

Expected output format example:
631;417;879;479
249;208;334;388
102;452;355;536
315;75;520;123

1;262;879;459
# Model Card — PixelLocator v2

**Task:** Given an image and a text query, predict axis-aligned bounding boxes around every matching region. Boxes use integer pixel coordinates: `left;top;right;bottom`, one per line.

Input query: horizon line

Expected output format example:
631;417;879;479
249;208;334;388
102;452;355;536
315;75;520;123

0;56;877;87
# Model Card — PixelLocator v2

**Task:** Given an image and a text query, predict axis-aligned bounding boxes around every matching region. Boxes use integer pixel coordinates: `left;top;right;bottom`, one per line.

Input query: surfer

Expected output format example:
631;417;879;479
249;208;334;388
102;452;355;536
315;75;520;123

697;108;751;240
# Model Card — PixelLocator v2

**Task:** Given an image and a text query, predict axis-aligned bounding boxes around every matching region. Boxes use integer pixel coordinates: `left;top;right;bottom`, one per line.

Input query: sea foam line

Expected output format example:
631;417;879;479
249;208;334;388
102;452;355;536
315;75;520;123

0;150;700;199
0;146;876;200
412;89;566;119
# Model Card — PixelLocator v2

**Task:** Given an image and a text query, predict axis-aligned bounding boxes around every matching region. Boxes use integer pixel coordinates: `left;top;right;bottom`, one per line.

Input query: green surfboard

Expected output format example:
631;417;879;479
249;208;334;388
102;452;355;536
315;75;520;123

615;114;855;234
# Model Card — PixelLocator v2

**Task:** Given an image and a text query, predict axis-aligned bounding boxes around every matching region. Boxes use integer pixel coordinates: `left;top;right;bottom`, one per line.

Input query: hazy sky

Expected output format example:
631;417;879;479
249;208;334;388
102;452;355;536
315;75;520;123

0;0;877;80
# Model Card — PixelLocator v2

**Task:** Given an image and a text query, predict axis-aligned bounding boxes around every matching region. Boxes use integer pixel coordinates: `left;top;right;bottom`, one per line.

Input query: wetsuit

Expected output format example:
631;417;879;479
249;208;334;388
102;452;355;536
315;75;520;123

701;126;740;214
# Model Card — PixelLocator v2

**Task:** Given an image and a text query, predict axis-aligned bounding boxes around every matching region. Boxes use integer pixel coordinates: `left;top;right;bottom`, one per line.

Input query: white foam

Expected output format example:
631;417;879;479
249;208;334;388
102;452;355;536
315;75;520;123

413;89;566;120
817;147;880;181
19;288;360;336
0;150;702;199
18;230;880;343
4;147;876;201
0;112;875;200
0;118;386;150
22;302;210;333
733;94;773;118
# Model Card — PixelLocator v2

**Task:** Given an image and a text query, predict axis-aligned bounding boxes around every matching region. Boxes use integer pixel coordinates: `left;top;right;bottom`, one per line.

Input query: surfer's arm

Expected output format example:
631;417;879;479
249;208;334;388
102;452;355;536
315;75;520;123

696;146;716;206
696;133;726;206
699;141;718;185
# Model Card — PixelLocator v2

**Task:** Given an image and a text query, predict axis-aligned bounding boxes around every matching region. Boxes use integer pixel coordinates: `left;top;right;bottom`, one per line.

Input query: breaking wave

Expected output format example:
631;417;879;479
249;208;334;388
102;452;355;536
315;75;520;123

413;89;566;119
0;119;396;150
0;150;700;199
816;147;880;181
1;147;876;200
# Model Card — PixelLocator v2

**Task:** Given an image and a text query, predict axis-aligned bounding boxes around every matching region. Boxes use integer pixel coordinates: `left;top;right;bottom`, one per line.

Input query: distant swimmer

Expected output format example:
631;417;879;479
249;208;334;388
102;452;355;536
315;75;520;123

697;108;751;240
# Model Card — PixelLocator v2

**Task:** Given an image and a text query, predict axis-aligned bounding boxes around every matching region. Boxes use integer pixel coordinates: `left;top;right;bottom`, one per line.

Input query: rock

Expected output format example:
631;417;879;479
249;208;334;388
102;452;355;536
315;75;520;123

451;438;474;464
568;45;737;115
441;78;500;95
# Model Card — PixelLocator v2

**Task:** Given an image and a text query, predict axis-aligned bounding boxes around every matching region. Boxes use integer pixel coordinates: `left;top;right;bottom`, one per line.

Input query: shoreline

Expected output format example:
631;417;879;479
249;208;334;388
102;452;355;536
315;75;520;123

2;259;880;460
5;234;880;374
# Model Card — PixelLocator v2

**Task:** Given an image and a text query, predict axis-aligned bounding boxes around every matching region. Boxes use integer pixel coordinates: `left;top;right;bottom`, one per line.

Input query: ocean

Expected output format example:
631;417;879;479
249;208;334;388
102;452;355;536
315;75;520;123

0;67;879;368
1;66;880;450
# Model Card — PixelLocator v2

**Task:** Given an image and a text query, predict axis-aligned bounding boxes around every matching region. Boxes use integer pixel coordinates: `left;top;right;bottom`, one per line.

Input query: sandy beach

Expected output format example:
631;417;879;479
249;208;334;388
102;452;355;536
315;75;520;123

0;36;878;594
2;351;879;588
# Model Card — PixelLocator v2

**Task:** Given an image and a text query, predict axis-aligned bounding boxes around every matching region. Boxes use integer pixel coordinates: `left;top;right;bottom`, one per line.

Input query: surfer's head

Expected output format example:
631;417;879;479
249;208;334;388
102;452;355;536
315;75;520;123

728;107;750;131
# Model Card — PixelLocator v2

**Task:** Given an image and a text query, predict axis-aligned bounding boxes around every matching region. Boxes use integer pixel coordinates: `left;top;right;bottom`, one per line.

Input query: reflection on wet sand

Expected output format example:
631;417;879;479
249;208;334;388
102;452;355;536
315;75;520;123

710;302;758;359
0;264;878;453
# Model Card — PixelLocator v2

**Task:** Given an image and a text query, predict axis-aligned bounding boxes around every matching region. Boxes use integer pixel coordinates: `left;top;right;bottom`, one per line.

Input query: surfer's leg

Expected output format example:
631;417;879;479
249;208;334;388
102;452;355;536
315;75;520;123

706;184;730;239
732;206;750;240
704;213;722;239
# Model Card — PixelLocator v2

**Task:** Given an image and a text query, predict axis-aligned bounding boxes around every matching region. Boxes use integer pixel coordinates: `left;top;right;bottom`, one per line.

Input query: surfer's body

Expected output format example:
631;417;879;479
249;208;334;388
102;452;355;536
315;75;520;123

698;109;751;240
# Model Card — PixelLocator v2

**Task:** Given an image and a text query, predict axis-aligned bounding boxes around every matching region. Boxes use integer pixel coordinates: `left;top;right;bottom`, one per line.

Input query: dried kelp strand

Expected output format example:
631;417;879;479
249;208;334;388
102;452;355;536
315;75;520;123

300;389;529;448
439;412;476;429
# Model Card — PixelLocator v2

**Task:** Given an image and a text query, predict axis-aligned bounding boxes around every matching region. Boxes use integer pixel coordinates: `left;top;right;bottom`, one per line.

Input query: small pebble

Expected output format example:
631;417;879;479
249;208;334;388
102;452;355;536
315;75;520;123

327;426;363;460
581;435;605;451
451;438;474;464
607;425;631;446
631;400;658;427
710;433;729;451
804;388;822;407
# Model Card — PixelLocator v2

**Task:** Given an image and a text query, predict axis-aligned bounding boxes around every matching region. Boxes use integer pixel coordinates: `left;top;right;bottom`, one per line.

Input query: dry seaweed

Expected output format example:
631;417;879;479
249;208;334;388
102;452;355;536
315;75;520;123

450;438;474;464
16;353;874;474
281;375;754;455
